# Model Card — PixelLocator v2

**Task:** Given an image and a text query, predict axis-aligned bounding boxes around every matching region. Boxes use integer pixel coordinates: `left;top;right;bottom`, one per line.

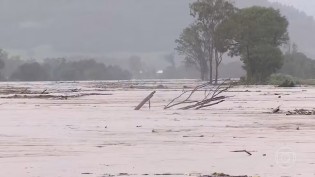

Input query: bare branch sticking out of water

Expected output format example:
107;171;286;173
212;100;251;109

164;81;234;110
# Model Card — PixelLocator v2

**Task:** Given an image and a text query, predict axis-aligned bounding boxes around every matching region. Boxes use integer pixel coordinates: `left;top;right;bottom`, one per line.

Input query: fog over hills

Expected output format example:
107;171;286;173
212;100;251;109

269;0;315;17
1;0;315;62
0;0;191;59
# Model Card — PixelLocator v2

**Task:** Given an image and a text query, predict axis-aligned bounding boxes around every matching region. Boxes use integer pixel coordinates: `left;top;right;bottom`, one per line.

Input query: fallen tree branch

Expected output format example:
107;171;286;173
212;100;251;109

41;89;48;94
231;150;252;156
195;100;225;110
164;80;233;110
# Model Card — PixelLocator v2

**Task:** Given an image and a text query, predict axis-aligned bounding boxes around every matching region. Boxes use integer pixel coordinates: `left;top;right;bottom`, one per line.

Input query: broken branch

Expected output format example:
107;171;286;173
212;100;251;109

231;150;252;156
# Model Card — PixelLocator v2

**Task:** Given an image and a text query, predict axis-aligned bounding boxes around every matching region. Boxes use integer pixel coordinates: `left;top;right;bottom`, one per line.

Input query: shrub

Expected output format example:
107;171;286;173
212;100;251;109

268;74;298;87
278;79;295;87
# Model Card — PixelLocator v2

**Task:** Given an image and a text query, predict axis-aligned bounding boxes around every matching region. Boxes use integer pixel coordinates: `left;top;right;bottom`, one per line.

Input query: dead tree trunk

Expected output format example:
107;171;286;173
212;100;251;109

135;91;156;110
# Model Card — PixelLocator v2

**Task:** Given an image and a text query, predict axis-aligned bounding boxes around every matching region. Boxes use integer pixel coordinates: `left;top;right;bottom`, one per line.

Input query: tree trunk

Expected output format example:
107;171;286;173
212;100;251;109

215;63;219;85
201;73;204;81
246;45;253;83
199;58;207;81
209;45;213;84
200;66;205;81
214;50;219;85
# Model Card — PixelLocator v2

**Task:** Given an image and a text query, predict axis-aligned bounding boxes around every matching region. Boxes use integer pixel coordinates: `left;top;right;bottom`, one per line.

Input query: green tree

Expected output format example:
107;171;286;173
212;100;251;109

175;24;208;80
217;6;289;83
245;44;284;83
190;0;236;84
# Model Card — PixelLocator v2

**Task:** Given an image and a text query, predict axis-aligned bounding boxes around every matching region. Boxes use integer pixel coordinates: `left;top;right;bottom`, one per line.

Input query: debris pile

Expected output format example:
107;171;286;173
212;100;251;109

286;109;315;116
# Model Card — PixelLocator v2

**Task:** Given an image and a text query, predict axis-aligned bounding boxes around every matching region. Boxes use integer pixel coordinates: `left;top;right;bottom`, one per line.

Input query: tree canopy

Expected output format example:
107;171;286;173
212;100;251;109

175;24;208;80
217;6;289;83
176;0;236;82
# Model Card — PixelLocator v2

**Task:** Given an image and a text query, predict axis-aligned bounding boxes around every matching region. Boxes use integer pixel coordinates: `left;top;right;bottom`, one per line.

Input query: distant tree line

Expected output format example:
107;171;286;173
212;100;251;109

279;44;315;79
176;0;289;84
0;50;131;81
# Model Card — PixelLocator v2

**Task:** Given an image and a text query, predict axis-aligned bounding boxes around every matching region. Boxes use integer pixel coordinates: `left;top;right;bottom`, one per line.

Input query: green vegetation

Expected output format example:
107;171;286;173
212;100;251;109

280;44;315;79
268;74;297;87
175;24;209;81
216;6;289;84
0;50;131;81
177;1;290;84
1;1;315;83
176;0;236;83
278;79;295;87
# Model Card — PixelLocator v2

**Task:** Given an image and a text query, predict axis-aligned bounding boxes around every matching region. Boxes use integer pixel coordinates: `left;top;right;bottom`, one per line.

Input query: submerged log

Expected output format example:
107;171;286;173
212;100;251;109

231;150;252;156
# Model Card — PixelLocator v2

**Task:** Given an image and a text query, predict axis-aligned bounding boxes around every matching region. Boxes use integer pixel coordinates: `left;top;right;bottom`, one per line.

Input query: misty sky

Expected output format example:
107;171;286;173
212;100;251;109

0;0;192;59
0;0;314;60
270;0;315;17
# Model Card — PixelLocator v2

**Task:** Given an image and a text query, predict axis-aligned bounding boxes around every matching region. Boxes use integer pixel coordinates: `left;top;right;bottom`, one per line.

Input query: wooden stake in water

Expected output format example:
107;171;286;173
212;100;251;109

135;91;156;110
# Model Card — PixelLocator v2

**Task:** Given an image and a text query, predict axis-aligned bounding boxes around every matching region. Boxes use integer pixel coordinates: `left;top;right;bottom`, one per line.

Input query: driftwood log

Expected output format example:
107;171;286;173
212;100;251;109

135;91;156;110
231;150;252;156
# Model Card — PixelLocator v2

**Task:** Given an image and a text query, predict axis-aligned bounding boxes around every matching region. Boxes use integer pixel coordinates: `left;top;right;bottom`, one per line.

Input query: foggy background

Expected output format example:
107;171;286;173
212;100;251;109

1;0;315;80
1;0;314;58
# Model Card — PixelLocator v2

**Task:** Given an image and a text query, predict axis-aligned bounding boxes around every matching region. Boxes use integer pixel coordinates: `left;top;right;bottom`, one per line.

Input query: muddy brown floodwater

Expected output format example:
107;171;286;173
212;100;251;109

0;80;314;177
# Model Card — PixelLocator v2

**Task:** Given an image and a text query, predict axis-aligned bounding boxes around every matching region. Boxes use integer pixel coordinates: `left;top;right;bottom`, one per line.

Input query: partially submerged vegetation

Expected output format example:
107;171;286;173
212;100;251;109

267;74;297;87
278;79;295;87
164;81;233;110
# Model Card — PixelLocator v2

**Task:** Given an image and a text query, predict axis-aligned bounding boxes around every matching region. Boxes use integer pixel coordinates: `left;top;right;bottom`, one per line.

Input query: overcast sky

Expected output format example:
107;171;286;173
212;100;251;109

0;0;193;59
270;0;315;17
0;0;314;60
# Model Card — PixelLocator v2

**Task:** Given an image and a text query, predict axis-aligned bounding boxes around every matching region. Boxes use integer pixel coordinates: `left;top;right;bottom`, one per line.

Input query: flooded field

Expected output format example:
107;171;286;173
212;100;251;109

0;80;314;177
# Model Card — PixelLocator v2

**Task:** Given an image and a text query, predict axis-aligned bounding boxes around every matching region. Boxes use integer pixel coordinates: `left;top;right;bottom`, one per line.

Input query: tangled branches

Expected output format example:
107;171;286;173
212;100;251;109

164;81;233;110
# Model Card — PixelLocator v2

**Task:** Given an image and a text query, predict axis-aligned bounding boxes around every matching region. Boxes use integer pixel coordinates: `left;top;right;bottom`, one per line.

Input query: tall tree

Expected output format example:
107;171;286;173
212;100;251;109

175;24;208;80
190;0;236;84
217;6;289;83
